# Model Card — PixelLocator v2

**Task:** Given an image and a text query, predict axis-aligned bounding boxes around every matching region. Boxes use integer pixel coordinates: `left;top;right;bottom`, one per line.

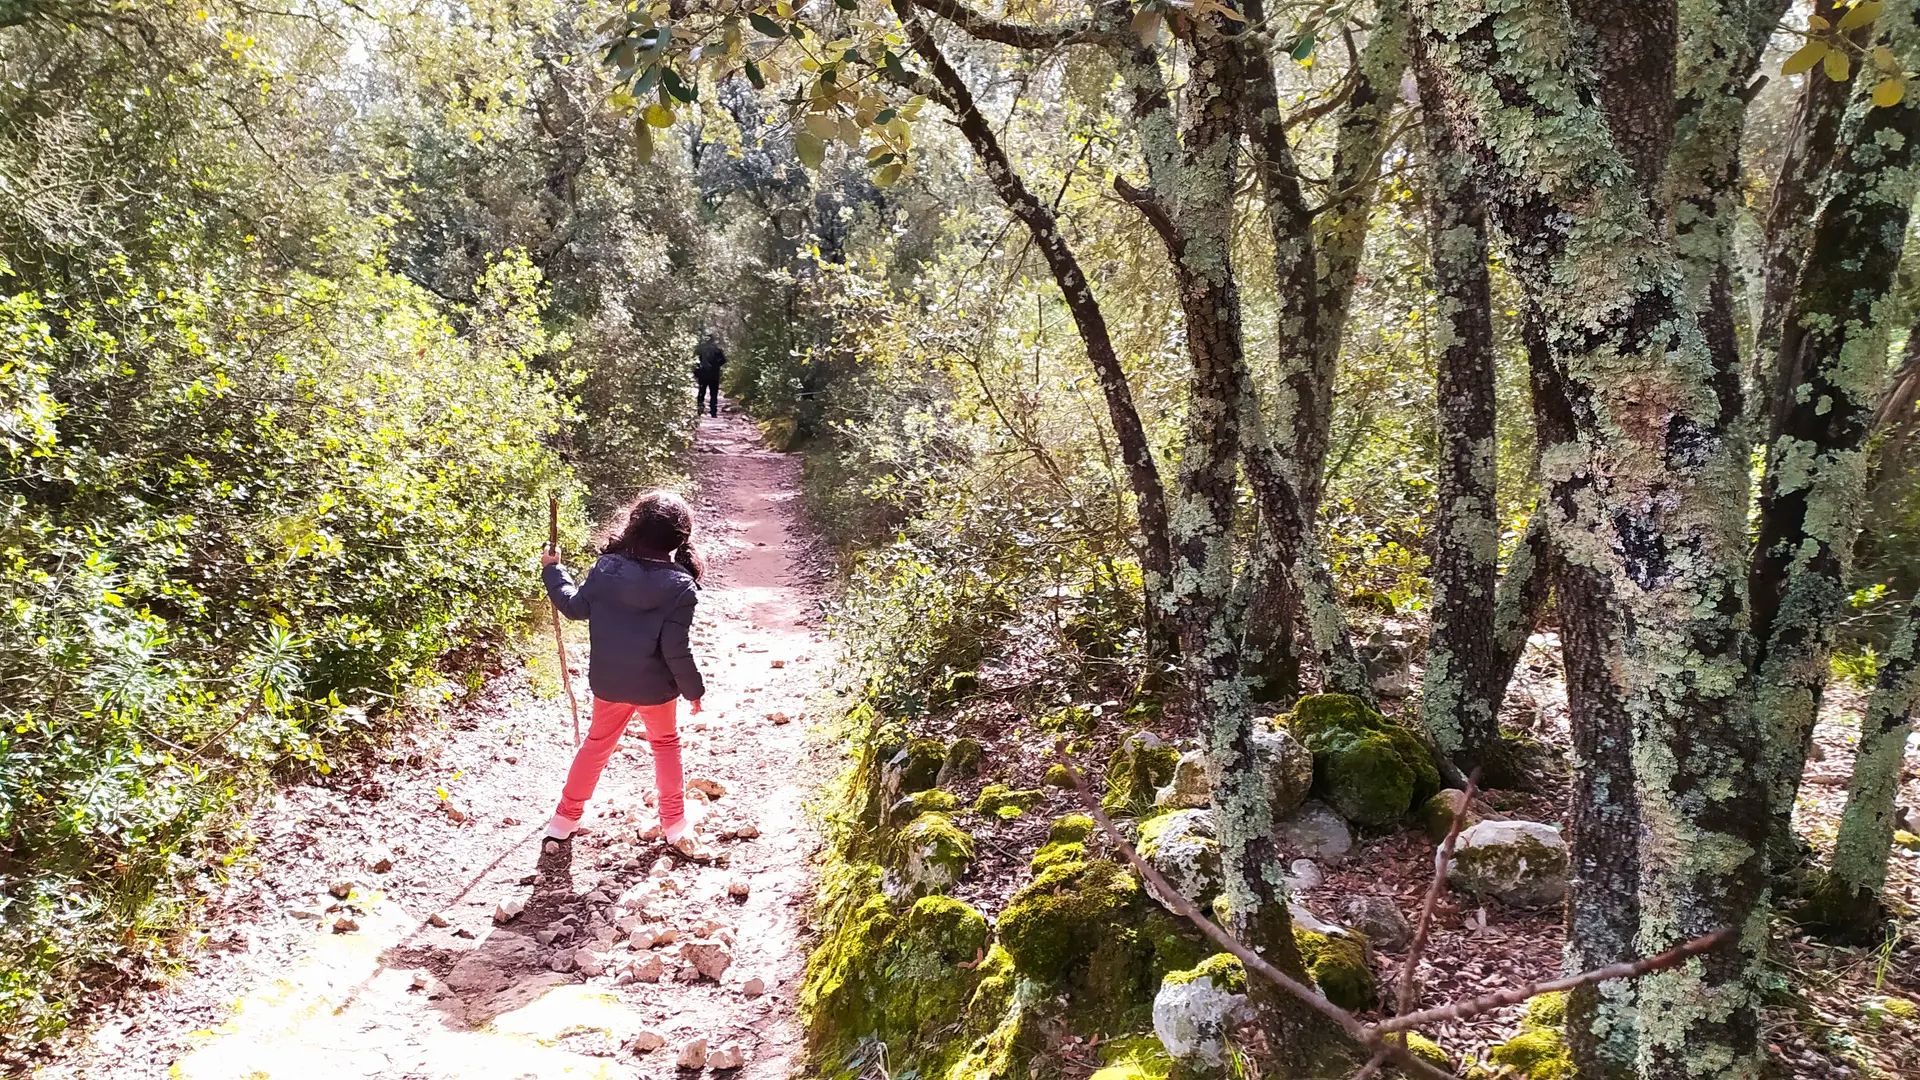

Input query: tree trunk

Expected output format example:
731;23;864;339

1800;592;1920;940
1749;3;1920;871
1490;505;1553;698
1305;1;1411;511
892;0;1179;666
1417;4;1768;1074
1756;0;1862;411
1232;1;1406;701
1414;56;1510;781
1111;17;1354;1068
1529;315;1642;1079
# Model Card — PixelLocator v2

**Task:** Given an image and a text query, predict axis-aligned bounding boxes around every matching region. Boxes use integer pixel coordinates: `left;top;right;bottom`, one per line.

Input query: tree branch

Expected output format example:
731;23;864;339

916;0;1112;49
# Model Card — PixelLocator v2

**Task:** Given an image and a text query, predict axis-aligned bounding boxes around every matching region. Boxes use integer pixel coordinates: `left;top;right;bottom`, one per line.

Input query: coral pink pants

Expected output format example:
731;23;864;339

555;697;683;827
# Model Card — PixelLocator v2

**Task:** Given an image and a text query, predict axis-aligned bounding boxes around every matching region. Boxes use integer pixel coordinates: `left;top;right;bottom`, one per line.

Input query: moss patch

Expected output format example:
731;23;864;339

1287;695;1440;826
1161;953;1247;994
1044;763;1076;789
974;784;1044;817
1485;1028;1574;1079
1031;840;1087;873
1293;929;1376;1011
891;812;974;898
1089;1035;1174;1080
999;858;1143;982
800;878;1001;1080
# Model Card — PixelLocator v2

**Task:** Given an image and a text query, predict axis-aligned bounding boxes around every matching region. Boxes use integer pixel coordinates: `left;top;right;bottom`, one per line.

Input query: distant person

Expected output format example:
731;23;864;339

693;336;727;417
539;491;710;858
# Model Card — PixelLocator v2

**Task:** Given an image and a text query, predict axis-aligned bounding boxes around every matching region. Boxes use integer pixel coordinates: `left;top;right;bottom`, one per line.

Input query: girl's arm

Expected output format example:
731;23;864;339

541;554;593;620
660;589;706;702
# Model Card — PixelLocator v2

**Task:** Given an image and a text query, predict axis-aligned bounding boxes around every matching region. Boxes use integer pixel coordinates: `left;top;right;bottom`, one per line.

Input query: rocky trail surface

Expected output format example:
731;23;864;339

37;410;835;1080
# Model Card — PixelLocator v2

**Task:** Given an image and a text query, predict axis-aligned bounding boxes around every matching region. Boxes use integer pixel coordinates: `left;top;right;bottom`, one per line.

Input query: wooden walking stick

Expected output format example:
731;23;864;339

548;496;582;747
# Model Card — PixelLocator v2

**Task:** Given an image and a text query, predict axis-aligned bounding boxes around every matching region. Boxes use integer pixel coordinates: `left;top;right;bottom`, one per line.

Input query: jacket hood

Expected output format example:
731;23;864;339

591;554;695;610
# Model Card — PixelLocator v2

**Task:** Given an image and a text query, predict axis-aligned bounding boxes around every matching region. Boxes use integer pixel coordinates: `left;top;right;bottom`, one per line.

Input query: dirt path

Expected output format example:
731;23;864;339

37;411;834;1080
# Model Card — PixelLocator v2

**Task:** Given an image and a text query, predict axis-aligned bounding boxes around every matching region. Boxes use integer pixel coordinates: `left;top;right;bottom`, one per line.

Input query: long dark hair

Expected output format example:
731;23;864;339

601;490;705;582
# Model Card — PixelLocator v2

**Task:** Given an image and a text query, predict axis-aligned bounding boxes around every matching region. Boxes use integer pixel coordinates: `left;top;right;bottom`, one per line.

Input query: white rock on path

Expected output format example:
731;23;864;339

632;1030;667;1053
680;939;734;981
493;897;526;924
708;1044;747;1070
741;975;767;998
677;1038;709;1069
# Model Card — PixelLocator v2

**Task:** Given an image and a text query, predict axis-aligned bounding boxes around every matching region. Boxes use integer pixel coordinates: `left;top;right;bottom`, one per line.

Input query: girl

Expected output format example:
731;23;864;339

540;490;709;857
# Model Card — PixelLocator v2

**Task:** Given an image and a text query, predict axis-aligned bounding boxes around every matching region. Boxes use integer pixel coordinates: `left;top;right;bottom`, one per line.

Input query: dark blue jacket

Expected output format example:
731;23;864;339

543;555;705;705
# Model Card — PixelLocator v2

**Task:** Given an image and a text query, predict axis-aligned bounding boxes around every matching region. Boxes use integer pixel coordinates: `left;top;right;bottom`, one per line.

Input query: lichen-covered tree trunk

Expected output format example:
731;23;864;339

1413;56;1509;780
1234;0;1406;701
892;0;1178;664
1749;2;1920;870
1117;28;1372;707
1756;0;1862;406
1661;0;1791;402
1529;320;1644;1079
1304;0;1410;511
1802;592;1920;939
1116;19;1350;1069
1490;504;1553;696
1416;3;1768;1075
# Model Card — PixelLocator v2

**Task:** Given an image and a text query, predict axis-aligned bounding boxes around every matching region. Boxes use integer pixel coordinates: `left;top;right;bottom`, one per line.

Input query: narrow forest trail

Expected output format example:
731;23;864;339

40;410;835;1080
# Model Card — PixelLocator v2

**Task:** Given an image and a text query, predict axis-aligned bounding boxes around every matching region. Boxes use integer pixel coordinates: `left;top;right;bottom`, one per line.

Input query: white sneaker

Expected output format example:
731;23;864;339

543;814;580;841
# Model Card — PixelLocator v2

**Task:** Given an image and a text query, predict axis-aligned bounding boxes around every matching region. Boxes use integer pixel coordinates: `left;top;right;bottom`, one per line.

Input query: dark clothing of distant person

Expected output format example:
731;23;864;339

694;341;726;417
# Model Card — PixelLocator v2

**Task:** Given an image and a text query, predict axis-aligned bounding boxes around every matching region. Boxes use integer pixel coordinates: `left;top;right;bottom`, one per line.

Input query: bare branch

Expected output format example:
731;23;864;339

916;0;1112;49
1375;929;1735;1035
1397;772;1479;1015
1350;1049;1390;1080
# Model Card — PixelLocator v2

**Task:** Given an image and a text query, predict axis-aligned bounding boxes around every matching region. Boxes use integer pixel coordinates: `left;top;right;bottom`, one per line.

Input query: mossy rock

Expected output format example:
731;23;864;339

974;783;1045;817
1896;829;1920;852
1050;813;1096;843
890;787;960;824
1485;1027;1574;1079
801;880;1000;1080
936;737;986;787
1105;732;1180;816
1415;788;1483;842
1286;694;1440;826
1031;840;1086;873
1293;929;1376;1011
1151;954;1252;1074
998;859;1145;984
883;738;948;803
889;812;974;899
1044;763;1076;789
1138;809;1223;908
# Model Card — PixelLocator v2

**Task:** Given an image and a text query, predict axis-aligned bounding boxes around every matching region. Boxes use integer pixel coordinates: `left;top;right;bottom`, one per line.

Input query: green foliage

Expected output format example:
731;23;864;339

0;0;703;1043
